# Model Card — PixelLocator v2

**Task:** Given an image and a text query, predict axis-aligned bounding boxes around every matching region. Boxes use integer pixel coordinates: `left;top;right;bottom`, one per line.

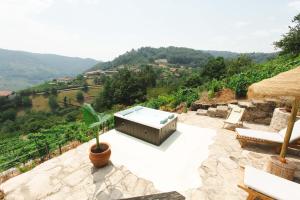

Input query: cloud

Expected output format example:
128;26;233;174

252;30;270;37
288;1;300;10
234;21;250;28
0;0;87;57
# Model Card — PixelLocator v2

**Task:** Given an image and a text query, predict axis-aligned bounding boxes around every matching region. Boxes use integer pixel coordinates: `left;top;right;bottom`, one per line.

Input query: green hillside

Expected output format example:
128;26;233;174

89;46;275;71
0;48;98;91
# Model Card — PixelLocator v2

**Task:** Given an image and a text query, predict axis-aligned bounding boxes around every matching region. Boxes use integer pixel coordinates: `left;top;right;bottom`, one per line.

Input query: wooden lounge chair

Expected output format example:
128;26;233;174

238;166;300;200
223;105;245;129
236;120;300;152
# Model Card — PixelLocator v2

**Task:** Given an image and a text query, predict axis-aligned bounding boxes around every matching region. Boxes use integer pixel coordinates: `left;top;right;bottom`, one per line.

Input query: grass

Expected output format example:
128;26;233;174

31;95;51;112
30;87;102;112
147;87;173;99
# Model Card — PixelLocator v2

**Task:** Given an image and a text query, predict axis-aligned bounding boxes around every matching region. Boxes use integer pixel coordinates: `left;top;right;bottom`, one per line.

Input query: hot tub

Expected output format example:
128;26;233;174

114;106;177;145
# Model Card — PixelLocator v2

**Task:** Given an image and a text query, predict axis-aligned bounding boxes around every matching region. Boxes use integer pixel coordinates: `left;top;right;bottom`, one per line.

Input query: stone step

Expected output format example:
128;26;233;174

196;109;208;116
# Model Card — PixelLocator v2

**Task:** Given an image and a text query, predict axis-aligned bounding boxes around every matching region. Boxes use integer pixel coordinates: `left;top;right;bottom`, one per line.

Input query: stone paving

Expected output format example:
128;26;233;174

1;111;300;200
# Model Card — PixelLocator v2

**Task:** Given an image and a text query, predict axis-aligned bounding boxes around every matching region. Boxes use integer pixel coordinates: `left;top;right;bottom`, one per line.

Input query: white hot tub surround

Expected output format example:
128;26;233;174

100;123;216;192
114;106;178;145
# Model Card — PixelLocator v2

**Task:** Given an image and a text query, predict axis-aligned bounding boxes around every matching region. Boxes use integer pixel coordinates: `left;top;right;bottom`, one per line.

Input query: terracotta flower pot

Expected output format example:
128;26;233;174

89;142;111;168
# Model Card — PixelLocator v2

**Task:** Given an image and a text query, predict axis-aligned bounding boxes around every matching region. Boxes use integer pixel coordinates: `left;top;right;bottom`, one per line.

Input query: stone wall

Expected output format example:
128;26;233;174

270;108;300;131
238;99;277;125
192;99;278;125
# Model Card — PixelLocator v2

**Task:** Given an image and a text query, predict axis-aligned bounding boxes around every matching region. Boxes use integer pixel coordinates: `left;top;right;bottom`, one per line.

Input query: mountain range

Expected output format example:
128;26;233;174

0;48;98;91
0;47;276;91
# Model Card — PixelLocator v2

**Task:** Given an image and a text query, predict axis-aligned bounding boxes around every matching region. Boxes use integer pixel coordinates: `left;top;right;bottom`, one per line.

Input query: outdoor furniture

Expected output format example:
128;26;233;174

120;191;185;200
238;166;300;200
223;106;245;129
236;120;300;151
114;106;177;145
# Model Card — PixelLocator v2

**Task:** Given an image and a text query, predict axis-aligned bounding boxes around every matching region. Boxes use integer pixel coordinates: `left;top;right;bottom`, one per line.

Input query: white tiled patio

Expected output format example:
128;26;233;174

1;112;300;200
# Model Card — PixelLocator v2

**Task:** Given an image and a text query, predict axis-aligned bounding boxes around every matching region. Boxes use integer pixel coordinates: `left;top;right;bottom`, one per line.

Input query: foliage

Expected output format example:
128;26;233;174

274;13;300;55
48;95;59;111
76;91;84;103
201;57;226;80
94;68;147;111
225;55;253;76
145;88;198;109
81;103;111;150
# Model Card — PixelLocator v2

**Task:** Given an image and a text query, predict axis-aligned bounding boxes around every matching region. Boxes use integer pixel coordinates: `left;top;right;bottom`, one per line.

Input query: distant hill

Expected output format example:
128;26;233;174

89;47;213;71
89;47;276;71
205;50;277;63
0;48;98;91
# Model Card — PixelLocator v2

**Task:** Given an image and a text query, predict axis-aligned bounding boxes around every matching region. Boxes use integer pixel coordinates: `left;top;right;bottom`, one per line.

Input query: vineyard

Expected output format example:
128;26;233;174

0;117;114;173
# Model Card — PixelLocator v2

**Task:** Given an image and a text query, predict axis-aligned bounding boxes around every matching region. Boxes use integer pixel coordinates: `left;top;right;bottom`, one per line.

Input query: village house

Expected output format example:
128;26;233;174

0;90;16;100
53;77;74;84
84;70;105;77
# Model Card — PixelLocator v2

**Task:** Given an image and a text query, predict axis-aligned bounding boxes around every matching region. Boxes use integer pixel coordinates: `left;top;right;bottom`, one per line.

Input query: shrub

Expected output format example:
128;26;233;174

76;91;84;103
208;79;224;93
208;90;215;99
226;73;250;97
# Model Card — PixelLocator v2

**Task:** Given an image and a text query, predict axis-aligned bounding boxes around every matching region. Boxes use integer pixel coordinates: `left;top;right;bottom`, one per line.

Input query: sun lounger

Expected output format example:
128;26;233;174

236;120;300;151
223;106;245;129
238;166;300;200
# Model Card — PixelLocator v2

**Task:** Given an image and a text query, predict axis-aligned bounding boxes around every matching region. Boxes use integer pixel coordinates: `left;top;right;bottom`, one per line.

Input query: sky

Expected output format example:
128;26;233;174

0;0;299;61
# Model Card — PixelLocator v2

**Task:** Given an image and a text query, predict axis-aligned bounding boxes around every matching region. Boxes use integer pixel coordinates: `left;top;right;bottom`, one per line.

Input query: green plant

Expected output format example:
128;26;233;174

208;90;215;99
81;103;111;151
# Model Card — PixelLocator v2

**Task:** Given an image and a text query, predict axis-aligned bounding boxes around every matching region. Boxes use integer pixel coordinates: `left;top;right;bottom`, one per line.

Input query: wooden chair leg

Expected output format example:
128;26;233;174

238;139;246;148
247;193;256;200
275;145;282;154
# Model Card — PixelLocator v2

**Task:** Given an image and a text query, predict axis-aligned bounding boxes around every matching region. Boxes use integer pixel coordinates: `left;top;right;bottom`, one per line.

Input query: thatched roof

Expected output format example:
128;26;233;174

248;66;300;98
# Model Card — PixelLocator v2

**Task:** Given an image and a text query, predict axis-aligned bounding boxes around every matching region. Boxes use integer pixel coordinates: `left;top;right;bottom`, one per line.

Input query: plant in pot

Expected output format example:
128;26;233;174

82;103;112;168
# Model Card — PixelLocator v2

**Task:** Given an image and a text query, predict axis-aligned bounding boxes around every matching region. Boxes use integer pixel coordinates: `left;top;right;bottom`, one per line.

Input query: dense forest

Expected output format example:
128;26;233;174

0;13;299;173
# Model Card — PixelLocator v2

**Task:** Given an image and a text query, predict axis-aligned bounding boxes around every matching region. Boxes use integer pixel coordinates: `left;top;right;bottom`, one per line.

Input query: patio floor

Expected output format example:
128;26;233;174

1;111;300;200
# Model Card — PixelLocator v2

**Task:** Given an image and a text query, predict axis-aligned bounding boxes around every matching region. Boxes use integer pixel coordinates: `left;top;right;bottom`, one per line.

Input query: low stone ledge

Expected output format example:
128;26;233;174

196;109;208;116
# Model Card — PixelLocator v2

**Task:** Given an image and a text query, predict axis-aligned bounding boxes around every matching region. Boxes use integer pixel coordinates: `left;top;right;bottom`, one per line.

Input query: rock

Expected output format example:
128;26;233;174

238;101;254;108
228;100;238;105
270;108;300;131
196;109;208;116
207;107;217;117
215;106;229;118
190;102;213;111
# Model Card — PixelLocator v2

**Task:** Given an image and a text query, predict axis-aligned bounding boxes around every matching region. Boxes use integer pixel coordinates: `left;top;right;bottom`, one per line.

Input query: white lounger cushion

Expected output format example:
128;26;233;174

236;128;283;143
236;119;300;143
244;166;300;200
279;120;300;142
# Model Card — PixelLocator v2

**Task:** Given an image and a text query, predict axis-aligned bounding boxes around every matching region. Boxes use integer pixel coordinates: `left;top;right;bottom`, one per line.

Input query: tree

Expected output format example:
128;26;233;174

63;96;68;107
48;95;59;111
22;96;32;107
0;108;17;122
225;55;253;76
274;13;300;55
202;57;226;80
76;91;84;103
94;68;147;111
184;74;203;87
140;65;157;87
50;88;58;96
82;83;89;93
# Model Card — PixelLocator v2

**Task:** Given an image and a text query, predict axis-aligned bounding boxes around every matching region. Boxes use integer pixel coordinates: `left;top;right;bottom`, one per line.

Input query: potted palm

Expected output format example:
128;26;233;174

82;103;111;168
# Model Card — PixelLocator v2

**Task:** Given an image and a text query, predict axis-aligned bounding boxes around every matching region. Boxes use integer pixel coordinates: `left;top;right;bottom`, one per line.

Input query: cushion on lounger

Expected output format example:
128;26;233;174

160;118;168;124
236;128;283;143
244;166;300;199
278;120;300;142
168;114;174;119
